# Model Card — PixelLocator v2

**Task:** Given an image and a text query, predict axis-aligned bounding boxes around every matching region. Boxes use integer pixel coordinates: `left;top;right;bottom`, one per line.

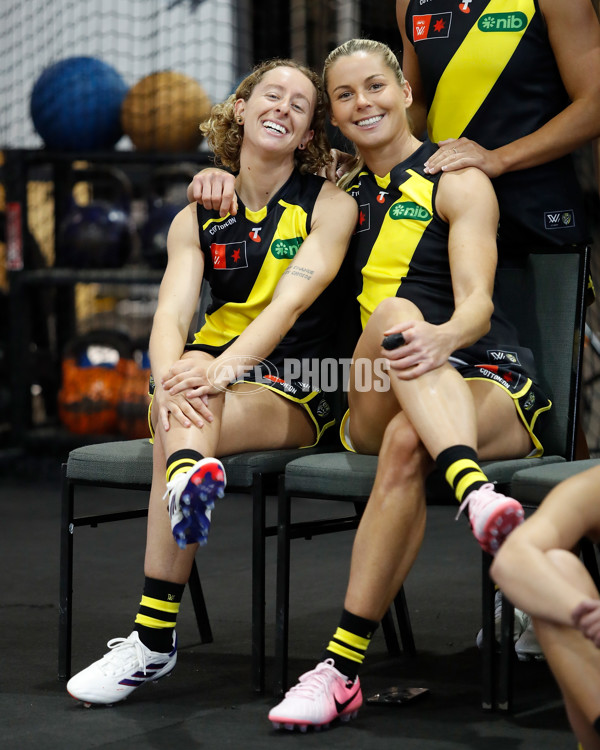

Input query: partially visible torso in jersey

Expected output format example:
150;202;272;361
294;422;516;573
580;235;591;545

194;170;339;368
405;0;589;251
347;139;524;358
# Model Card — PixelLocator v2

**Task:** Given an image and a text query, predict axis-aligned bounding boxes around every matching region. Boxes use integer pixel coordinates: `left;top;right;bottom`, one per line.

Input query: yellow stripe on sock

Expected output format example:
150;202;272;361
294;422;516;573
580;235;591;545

327;641;365;664
455;471;489;502
134;614;177;629
445;458;480;487
166;459;196;482
140;595;180;614
333;627;370;652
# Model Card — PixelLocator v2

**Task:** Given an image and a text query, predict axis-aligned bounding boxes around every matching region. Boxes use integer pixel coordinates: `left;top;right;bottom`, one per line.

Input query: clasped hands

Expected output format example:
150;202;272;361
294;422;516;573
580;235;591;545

155;352;231;431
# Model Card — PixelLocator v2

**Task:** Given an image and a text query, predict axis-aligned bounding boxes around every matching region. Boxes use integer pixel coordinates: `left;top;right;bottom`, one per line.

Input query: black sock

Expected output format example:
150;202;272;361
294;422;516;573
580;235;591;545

134;577;185;652
166;449;204;484
436;445;488;504
322;609;378;681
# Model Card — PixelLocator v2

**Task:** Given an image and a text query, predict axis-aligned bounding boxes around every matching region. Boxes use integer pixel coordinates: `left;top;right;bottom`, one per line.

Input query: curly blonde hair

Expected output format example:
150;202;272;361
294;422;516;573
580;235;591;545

323;39;407;190
200;59;332;175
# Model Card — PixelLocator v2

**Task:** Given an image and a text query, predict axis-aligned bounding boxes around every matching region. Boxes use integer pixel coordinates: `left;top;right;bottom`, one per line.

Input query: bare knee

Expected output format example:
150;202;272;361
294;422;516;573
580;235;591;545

369;296;420;330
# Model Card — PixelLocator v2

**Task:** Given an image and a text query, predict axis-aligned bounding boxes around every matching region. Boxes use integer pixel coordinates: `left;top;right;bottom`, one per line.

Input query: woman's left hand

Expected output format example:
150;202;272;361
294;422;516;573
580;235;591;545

572;599;600;647
424;137;504;178
382;320;452;380
162;353;211;395
162;352;233;399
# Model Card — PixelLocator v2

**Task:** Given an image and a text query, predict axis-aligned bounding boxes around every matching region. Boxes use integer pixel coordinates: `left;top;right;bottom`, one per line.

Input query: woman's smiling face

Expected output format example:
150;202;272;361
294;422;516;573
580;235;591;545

326;51;411;152
236;66;316;157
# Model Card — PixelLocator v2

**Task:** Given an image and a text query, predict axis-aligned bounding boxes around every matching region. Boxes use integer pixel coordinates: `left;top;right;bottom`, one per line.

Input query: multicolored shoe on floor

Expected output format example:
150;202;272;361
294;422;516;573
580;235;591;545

515;615;545;661
165;457;226;549
476;590;529;650
268;659;362;732
66;631;177;706
456;483;524;555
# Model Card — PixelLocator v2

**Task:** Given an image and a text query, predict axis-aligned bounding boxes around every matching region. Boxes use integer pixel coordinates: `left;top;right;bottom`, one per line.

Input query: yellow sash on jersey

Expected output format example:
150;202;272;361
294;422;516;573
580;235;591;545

427;0;534;142
198;201;307;346
358;170;434;329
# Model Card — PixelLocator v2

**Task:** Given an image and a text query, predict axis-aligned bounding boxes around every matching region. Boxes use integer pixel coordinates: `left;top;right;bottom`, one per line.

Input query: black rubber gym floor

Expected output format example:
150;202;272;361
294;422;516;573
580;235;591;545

1;459;572;750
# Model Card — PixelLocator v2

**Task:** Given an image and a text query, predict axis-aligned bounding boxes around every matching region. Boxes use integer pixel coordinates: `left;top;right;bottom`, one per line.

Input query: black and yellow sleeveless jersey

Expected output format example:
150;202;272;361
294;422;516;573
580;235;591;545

348;139;526;360
194;169;338;368
404;0;589;250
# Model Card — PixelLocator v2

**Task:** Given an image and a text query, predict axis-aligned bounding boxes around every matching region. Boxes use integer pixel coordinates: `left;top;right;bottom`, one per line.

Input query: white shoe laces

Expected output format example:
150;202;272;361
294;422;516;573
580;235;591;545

163;472;188;504
285;659;343;700
100;636;148;677
455;482;499;521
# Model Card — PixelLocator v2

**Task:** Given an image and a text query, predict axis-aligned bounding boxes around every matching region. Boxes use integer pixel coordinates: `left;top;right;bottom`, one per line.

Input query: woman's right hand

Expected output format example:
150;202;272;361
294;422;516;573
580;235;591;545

187;168;238;217
319;148;354;183
382;320;454;380
154;383;214;432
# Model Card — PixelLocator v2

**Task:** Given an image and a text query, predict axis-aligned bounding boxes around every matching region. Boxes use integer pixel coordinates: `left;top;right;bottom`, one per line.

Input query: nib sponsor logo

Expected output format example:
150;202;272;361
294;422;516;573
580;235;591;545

389;202;432;221
271;237;303;259
478;12;528;31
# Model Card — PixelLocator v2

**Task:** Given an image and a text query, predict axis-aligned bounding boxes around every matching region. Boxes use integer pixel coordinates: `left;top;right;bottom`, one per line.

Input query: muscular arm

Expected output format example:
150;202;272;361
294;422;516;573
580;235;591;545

495;0;600;173
491;465;600;626
384;167;497;378
436;167;497;349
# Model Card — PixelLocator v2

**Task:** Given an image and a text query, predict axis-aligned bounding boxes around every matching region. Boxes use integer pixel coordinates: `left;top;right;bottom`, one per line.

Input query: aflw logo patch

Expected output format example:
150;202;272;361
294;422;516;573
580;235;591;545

355;204;371;234
488;350;520;365
211;241;248;269
544;210;575;230
413;13;452;41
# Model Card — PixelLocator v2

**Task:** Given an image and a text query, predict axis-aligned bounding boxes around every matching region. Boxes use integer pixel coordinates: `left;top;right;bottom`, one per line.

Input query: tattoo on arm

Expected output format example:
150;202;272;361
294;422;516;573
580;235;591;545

282;265;315;281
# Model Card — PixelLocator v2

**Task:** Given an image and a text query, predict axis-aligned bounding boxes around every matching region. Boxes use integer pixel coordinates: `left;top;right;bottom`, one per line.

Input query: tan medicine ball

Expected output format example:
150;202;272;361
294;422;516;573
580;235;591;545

121;71;212;152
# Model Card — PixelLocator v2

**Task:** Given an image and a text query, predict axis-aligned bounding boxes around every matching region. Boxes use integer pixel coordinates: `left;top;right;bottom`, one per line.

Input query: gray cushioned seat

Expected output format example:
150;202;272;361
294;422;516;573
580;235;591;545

511;458;600;503
66;438;330;489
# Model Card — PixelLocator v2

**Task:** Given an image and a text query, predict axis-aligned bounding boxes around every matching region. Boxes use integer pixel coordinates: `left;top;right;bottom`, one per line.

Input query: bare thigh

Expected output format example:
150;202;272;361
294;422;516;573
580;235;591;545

216;383;315;455
469;380;533;460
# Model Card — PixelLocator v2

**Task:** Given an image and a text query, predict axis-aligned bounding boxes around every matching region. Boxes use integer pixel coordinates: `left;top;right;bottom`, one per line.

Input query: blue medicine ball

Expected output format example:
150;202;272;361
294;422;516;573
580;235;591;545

30;57;128;150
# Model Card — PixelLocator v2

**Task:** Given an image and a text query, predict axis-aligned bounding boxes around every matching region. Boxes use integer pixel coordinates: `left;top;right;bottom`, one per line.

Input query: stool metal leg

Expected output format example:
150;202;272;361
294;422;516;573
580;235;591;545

188;559;213;644
394;587;416;657
251;473;266;693
481;553;496;710
497;596;514;711
58;464;74;681
380;610;401;656
274;475;291;698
